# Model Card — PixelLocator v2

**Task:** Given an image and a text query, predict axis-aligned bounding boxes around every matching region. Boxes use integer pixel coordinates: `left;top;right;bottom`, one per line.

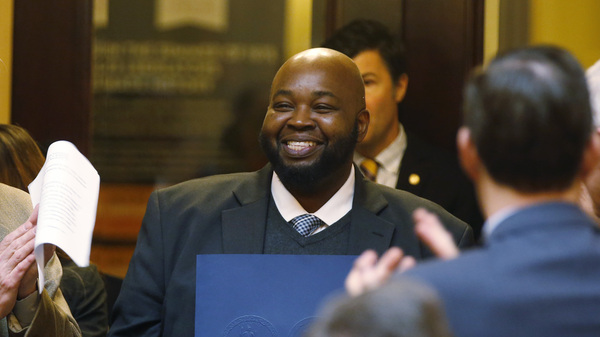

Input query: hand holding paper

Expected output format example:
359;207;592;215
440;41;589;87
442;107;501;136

28;141;100;292
14;206;55;299
0;208;37;316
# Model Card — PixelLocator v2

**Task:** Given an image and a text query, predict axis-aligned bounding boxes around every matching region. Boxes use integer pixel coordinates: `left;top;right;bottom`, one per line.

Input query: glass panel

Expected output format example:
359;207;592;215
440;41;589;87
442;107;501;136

92;0;283;185
91;0;285;277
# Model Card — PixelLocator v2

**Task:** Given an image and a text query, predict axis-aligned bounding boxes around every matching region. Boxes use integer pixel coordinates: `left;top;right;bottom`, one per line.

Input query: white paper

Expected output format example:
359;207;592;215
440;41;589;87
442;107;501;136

29;141;100;292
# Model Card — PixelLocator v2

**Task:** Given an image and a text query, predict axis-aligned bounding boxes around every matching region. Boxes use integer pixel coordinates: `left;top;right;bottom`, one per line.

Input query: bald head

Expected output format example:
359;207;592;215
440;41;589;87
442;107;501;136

259;48;370;201
271;48;367;112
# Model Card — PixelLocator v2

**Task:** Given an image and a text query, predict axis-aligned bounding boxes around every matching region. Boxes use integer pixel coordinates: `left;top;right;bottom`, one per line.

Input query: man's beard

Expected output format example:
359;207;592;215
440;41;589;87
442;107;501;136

259;123;359;192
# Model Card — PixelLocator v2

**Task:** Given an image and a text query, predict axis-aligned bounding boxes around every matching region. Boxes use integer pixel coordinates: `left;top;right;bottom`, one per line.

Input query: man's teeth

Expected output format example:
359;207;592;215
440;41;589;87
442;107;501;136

287;141;316;151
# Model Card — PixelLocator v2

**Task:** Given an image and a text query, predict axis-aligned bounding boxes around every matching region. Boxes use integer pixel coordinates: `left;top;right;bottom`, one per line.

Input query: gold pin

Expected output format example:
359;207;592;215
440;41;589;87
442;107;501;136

408;173;420;185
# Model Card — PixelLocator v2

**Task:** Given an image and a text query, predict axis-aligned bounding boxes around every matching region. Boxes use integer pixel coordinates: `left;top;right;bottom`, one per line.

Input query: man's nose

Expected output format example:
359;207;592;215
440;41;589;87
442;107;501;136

287;106;315;129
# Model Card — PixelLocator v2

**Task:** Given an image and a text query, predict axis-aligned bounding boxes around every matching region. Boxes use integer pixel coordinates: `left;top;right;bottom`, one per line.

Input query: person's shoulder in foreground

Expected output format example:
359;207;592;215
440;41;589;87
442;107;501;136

0;182;31;229
403;45;600;337
345;45;600;337
404;202;600;337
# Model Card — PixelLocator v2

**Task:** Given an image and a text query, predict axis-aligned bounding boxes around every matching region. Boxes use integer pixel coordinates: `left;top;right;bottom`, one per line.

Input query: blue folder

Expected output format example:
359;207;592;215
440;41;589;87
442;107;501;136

195;254;357;337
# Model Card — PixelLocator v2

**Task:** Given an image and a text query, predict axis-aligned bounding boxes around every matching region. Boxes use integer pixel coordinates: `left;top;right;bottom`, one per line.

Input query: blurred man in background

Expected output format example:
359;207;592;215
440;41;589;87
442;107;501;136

323;19;484;238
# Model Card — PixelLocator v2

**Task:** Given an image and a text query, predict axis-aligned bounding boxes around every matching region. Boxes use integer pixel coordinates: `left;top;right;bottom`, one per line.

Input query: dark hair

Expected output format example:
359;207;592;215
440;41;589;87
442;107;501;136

463;45;593;193
306;281;453;337
322;19;407;82
0;124;46;191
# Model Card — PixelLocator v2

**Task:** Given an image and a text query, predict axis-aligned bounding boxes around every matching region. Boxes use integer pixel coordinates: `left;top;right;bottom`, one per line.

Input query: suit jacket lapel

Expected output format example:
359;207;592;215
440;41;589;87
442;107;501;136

221;165;272;254
349;168;397;255
221;165;408;255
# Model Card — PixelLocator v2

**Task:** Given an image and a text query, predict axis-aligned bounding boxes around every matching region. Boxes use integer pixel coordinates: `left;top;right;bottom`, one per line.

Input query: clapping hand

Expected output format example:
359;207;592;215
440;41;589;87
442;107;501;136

0;207;38;318
345;208;460;296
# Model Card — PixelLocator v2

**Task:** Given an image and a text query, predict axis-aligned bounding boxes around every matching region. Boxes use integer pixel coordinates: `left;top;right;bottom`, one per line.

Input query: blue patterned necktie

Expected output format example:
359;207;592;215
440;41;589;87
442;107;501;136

290;214;323;237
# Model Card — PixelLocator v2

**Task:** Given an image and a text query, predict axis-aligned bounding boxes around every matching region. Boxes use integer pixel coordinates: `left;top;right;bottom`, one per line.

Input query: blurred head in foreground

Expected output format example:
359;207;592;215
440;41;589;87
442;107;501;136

306;280;453;337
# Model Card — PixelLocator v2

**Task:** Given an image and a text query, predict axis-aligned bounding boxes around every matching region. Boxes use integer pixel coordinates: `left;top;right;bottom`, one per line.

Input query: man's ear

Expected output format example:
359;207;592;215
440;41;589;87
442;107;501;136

394;74;409;103
357;109;370;143
580;128;600;178
457;127;481;182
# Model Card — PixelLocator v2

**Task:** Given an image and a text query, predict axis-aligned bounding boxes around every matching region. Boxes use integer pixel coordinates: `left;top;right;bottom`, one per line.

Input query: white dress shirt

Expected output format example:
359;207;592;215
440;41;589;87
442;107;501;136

482;206;520;241
271;166;355;234
354;124;407;188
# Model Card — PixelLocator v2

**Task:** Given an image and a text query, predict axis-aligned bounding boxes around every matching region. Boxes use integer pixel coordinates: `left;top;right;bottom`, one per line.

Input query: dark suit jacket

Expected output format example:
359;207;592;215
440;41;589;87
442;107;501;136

398;132;484;239
405;202;600;337
109;165;472;337
59;257;109;337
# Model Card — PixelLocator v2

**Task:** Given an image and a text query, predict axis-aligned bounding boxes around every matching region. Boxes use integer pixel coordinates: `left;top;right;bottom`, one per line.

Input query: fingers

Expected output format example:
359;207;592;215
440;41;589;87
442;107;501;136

23;205;54;266
346;208;463;298
0;253;35;317
0;207;42;303
398;255;417;273
0;217;35;252
0;229;36;301
345;248;405;297
346;250;378;296
353;249;379;271
17;257;39;299
0;218;36;273
0;224;36;260
8;254;36;288
413;208;459;259
27;204;40;227
373;247;403;280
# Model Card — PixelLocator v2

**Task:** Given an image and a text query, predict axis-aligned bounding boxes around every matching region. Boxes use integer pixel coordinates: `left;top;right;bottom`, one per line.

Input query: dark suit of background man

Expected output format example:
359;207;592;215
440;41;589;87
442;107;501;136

108;48;473;337
323;20;484;239
393;46;600;337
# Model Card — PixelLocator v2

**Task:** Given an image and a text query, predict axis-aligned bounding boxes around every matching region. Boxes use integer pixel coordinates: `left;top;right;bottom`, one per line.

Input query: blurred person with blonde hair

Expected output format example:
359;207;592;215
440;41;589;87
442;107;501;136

580;60;600;222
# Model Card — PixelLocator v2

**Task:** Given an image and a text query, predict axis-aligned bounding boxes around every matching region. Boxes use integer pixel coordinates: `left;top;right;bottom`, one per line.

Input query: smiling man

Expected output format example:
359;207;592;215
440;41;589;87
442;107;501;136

108;48;473;337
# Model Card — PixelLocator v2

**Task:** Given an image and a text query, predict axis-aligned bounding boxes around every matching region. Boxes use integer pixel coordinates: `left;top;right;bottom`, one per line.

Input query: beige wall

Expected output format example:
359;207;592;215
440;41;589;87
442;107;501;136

0;0;13;123
284;0;312;59
529;0;600;68
484;0;500;65
486;0;600;69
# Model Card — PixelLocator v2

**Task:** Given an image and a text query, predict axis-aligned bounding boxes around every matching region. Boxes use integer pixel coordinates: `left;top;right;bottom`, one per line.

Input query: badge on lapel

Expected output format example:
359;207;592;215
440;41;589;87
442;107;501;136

408;173;420;186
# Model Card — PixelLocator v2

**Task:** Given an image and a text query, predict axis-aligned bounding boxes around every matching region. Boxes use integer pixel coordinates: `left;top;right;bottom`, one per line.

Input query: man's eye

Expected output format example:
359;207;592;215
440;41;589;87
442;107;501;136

314;104;335;113
273;103;293;111
363;80;374;86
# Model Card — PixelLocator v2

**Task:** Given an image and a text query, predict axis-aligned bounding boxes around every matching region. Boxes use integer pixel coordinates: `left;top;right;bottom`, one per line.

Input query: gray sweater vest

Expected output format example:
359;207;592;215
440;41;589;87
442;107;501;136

263;197;352;254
